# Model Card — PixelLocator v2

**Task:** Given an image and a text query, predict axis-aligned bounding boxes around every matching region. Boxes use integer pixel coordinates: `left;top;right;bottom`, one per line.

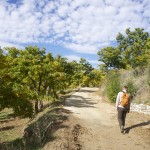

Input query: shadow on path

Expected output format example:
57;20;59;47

65;95;97;108
79;89;96;93
0;126;15;131
125;120;150;134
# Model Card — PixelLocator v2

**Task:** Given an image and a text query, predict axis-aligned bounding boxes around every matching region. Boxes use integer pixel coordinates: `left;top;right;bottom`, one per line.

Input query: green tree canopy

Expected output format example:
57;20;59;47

97;28;150;70
97;46;125;69
117;28;149;68
0;46;104;118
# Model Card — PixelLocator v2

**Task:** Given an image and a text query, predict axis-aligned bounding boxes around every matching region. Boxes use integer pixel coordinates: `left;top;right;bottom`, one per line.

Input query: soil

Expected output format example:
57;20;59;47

43;87;150;150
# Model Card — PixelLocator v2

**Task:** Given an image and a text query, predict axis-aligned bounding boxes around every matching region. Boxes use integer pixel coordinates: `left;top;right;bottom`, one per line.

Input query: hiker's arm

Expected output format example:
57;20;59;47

116;93;120;110
127;106;130;113
127;95;132;113
128;98;131;112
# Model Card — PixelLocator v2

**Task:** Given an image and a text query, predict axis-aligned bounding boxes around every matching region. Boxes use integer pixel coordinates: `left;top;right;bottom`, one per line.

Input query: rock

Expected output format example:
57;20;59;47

130;103;150;115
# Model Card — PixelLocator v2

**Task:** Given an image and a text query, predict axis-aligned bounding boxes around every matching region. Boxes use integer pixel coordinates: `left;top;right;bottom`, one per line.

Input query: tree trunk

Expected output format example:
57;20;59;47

39;101;43;110
34;99;38;114
37;74;43;110
53;90;58;99
46;86;50;96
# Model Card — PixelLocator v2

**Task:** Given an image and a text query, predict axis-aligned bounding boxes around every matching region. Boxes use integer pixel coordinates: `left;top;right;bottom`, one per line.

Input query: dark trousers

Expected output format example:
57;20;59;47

117;107;127;128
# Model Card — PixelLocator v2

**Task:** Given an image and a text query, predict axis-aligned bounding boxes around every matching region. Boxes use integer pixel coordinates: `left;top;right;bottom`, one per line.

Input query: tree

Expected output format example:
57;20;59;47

81;69;105;87
3;46;55;114
97;46;125;70
79;58;94;75
15;46;55;114
89;69;105;87
144;37;150;65
97;28;150;70
0;47;33;117
67;60;82;88
116;28;149;68
0;45;103;118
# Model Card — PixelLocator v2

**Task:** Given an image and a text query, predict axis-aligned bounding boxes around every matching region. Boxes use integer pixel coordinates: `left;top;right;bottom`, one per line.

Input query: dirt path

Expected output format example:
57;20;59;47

43;87;150;150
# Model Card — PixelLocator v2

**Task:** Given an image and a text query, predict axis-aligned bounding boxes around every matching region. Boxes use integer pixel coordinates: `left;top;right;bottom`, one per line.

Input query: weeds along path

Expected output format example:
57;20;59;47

44;87;150;150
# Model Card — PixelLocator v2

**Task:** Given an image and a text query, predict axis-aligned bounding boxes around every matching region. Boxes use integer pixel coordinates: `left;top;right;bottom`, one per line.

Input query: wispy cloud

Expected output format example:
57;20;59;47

64;43;98;54
0;0;150;53
65;54;81;62
0;40;24;49
88;60;99;65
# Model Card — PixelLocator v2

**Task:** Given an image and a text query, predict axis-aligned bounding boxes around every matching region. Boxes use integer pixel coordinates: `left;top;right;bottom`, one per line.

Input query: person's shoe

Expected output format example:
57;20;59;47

120;125;124;133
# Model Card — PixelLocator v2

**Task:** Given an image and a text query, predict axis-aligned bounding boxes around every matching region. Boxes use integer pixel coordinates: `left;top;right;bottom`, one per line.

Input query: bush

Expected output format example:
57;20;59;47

126;81;137;97
59;90;66;95
147;67;150;88
106;71;121;103
101;67;150;105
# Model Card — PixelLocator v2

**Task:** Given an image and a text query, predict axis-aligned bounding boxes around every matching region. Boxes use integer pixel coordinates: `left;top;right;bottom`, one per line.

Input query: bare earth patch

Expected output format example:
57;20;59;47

44;87;150;150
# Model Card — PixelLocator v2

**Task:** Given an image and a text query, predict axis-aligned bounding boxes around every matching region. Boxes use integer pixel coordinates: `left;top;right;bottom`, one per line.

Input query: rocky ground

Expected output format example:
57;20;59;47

43;87;150;150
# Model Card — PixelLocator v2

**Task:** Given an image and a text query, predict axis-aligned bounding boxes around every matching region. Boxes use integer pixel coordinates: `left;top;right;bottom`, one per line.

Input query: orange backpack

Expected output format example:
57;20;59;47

121;92;130;107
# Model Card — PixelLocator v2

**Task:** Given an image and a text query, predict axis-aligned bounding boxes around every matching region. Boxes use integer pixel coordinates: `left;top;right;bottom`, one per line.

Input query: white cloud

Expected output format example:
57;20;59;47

88;60;99;66
0;40;23;49
57;4;70;18
0;0;149;54
64;43;98;54
65;54;81;62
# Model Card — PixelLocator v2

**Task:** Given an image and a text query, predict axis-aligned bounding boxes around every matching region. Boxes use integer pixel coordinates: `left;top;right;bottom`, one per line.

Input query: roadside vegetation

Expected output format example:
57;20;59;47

100;68;150;105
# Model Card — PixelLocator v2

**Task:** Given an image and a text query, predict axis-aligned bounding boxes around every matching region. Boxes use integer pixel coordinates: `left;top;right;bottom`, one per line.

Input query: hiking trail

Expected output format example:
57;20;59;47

43;87;150;150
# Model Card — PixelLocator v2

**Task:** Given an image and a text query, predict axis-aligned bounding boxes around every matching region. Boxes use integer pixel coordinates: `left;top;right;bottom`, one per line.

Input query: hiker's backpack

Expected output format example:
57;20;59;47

121;92;130;107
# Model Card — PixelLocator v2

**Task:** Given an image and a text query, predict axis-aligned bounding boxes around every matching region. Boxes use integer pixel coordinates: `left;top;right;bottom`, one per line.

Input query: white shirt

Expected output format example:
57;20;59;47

116;91;124;109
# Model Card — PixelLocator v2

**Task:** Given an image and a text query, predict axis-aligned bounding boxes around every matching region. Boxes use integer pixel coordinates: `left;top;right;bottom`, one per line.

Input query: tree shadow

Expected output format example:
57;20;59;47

79;89;96;93
58;108;73;114
41;120;69;147
65;95;97;108
0;126;15;131
124;120;150;134
0;108;70;150
0;118;15;123
23;108;70;149
0;112;15;123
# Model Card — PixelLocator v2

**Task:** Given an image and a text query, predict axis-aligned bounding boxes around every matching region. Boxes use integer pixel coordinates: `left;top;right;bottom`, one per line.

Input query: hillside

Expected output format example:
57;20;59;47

120;68;150;105
99;67;150;115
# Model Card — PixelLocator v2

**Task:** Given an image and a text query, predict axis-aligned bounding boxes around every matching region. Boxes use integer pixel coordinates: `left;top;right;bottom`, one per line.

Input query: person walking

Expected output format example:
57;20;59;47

116;86;131;133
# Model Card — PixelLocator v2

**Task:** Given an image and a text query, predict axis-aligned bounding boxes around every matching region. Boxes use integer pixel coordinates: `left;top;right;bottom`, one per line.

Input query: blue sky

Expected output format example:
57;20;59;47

0;0;150;68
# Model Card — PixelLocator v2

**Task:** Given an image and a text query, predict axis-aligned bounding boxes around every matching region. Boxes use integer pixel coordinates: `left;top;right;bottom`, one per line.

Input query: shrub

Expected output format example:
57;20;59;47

106;71;121;103
59;90;66;95
146;67;150;88
133;67;145;77
126;81;137;97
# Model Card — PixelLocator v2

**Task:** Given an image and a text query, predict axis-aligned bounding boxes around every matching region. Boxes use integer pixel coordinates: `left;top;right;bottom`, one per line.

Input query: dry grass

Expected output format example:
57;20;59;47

100;68;150;105
0;108;29;143
120;68;150;105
